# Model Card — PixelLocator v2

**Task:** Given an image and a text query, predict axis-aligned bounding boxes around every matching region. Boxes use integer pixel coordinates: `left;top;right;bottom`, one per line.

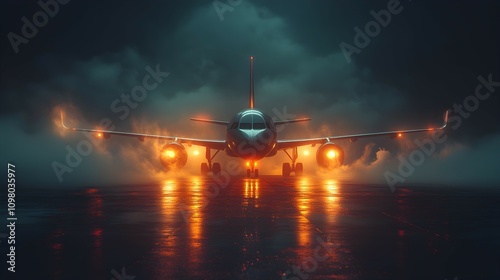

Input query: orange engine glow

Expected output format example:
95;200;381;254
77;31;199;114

316;143;344;168
159;142;188;170
165;150;176;158
303;150;310;156
327;150;336;159
193;150;199;156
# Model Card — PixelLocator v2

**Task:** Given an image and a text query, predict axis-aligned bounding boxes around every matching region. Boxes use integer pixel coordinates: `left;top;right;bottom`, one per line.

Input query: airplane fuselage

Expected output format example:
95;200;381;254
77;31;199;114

226;109;277;160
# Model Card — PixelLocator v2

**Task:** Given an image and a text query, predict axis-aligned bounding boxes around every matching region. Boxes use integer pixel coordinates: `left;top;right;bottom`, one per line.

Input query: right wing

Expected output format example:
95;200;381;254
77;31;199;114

274;118;311;125
275;110;449;151
61;112;226;150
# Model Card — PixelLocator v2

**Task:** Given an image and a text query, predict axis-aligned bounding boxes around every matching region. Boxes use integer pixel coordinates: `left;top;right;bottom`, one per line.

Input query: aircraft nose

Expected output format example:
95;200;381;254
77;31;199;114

241;129;274;145
241;129;260;138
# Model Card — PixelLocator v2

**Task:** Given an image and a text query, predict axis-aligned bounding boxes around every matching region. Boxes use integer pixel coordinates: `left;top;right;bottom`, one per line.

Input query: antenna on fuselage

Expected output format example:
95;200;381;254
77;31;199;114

249;56;254;109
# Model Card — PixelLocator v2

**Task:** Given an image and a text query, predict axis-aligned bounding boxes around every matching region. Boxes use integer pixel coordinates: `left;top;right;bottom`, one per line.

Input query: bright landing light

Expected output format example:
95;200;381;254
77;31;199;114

327;150;336;159
165;150;176;158
303;150;310;156
193;150;199;156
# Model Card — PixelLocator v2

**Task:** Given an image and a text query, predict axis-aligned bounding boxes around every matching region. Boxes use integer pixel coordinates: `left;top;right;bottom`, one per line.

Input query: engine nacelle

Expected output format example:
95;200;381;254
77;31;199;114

159;143;188;170
316;142;344;169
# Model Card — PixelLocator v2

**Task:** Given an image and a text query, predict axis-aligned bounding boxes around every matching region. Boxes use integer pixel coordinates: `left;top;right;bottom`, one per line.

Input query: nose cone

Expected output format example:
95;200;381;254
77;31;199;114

231;128;276;160
241;129;263;139
241;129;276;146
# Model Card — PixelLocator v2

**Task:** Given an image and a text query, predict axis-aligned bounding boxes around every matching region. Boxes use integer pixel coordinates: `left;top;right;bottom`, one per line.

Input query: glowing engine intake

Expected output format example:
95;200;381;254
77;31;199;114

316;143;344;168
159;143;188;170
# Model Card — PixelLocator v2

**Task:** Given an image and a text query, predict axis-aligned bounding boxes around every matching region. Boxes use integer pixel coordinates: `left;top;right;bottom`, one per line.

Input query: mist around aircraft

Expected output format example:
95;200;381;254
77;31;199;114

61;57;448;177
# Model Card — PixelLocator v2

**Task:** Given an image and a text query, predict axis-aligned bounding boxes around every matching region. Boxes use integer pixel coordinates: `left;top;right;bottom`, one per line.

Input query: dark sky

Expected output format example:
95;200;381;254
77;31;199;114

1;0;499;187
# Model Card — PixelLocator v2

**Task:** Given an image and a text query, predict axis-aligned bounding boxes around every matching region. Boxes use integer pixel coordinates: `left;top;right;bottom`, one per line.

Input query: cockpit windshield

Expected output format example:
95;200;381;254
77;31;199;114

238;113;266;130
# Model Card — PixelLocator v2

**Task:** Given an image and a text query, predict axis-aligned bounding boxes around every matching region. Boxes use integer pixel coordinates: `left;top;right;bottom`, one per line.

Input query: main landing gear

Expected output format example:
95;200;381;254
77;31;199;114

246;160;258;178
200;148;221;176
282;147;303;176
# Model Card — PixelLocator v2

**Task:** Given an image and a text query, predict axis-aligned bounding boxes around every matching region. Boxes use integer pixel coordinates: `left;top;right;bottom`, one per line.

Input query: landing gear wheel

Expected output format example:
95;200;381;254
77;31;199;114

201;163;208;176
282;163;291;177
247;169;251;177
212;162;221;175
295;163;303;176
254;169;259;177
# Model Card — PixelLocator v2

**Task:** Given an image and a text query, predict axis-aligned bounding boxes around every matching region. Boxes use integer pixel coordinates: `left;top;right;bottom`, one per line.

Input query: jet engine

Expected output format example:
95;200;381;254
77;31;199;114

159;143;188;170
316;143;344;168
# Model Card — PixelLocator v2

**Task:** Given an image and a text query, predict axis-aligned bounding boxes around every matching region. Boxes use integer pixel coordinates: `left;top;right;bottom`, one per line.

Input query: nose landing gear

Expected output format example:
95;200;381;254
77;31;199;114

246;160;258;177
282;147;303;176
200;147;221;176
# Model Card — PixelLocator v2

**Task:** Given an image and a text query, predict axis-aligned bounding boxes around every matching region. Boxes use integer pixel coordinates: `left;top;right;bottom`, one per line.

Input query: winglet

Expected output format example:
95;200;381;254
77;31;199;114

442;110;449;129
60;111;71;130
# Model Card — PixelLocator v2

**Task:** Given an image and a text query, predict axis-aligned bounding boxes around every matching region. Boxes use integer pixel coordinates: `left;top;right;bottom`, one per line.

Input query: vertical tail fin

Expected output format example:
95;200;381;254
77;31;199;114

249;56;254;109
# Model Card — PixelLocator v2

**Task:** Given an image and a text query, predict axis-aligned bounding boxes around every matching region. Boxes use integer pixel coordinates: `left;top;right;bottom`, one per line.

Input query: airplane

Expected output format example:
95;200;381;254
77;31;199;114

61;56;449;177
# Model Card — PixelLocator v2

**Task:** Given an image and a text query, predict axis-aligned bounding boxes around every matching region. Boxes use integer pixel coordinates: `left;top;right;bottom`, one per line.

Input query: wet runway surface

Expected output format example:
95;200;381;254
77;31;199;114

2;176;500;279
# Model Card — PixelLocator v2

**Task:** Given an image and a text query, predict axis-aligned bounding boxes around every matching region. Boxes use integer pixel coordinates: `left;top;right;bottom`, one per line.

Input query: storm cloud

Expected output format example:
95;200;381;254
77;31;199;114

1;0;499;187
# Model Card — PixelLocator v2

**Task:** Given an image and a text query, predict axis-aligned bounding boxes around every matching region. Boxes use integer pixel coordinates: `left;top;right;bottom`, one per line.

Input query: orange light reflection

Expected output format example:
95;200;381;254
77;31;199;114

189;178;203;247
324;180;340;224
296;178;311;246
243;179;259;200
297;178;310;215
86;188;103;272
159;180;178;257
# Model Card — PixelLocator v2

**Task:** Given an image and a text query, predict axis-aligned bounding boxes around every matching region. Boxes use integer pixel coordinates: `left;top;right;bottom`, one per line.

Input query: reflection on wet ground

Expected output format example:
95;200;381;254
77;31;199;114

1;176;500;279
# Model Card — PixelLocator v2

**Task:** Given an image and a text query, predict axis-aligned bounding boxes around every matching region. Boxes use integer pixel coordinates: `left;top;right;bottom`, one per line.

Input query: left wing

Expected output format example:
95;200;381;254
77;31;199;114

275;110;449;151
60;112;226;150
190;118;229;126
